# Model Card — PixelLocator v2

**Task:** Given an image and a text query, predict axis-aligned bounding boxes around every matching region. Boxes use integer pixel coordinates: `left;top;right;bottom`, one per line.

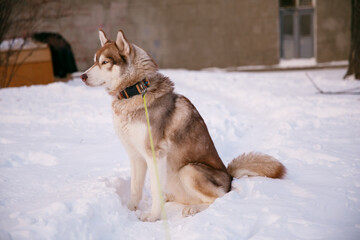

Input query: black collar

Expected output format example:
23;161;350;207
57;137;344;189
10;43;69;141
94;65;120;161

117;78;150;100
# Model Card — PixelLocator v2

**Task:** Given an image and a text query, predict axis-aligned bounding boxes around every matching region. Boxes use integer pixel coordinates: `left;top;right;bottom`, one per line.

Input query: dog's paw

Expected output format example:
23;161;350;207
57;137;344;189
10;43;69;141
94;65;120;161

139;212;160;222
182;206;198;217
127;201;138;211
182;204;209;217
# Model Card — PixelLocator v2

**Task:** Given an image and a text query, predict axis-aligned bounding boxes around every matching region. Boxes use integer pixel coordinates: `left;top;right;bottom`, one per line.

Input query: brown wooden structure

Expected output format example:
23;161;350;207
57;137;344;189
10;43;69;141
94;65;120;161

0;42;54;88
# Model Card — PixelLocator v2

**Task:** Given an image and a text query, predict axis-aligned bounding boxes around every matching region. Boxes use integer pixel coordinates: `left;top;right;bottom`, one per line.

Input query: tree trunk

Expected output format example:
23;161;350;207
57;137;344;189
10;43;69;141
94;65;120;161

345;0;360;80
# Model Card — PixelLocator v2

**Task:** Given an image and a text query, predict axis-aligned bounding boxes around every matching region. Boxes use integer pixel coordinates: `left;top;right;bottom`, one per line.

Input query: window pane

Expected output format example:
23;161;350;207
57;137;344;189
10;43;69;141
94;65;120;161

282;14;295;59
299;13;313;58
300;14;311;36
299;0;312;6
284;15;294;35
280;0;295;8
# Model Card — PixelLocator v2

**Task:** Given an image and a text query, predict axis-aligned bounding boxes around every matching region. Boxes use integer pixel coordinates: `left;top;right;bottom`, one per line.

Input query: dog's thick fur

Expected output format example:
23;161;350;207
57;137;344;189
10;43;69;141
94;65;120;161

82;30;286;222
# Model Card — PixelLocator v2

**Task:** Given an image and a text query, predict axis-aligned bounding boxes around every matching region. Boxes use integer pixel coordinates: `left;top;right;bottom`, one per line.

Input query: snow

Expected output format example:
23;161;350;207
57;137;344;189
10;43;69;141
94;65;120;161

0;38;47;51
279;58;317;67
217;58;348;72
0;68;360;240
277;58;348;68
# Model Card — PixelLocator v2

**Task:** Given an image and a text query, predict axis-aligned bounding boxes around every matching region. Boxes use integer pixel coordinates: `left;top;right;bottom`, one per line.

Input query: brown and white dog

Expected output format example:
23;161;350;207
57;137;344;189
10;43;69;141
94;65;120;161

81;29;286;222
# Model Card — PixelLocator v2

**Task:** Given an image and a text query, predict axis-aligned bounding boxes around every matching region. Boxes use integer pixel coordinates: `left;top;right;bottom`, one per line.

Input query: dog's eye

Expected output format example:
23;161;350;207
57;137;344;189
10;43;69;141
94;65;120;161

102;60;108;65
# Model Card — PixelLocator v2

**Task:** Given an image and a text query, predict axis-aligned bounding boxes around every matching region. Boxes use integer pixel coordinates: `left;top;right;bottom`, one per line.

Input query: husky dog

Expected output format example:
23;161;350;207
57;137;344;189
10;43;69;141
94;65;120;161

81;30;286;222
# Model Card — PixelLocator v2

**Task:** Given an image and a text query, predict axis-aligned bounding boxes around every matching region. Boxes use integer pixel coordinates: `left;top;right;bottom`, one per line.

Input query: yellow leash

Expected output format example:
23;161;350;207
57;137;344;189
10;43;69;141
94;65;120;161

142;91;171;240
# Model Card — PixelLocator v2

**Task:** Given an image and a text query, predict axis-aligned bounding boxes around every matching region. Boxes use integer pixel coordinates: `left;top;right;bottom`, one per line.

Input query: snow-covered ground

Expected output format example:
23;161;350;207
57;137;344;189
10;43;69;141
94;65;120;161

0;68;359;240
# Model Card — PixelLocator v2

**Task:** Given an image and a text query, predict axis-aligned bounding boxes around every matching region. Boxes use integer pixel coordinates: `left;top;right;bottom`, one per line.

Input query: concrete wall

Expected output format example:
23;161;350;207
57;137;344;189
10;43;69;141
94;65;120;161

316;0;351;63
38;0;280;71
35;0;350;71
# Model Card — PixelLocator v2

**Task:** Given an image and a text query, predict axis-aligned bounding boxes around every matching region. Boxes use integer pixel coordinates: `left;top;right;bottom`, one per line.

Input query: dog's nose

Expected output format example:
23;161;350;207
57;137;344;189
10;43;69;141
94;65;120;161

81;73;88;82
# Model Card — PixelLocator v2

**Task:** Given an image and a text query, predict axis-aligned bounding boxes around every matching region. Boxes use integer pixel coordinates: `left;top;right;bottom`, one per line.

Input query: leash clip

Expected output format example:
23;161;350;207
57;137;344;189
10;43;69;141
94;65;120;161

141;88;147;97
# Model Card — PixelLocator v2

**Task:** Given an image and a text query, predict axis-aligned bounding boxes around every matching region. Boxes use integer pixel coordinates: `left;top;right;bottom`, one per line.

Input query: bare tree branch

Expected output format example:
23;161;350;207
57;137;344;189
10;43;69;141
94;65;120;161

306;72;360;95
0;0;72;88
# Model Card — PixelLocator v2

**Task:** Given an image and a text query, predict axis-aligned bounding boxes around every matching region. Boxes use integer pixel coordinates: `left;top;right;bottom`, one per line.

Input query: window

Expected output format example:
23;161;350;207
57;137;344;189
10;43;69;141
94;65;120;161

280;0;295;8
280;0;313;8
299;0;313;7
280;0;296;8
279;0;314;59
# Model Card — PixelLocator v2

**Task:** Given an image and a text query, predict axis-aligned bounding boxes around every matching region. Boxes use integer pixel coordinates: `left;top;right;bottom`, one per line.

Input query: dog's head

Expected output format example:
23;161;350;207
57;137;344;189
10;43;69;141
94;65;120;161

81;30;158;95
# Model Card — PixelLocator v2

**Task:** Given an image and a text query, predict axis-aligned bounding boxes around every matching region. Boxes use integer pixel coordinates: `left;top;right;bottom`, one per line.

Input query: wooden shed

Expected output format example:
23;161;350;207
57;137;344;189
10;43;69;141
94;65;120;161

0;39;54;88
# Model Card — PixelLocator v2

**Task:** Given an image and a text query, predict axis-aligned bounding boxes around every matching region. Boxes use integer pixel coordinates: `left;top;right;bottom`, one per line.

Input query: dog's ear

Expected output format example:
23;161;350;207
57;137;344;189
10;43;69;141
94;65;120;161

99;29;108;47
115;30;131;56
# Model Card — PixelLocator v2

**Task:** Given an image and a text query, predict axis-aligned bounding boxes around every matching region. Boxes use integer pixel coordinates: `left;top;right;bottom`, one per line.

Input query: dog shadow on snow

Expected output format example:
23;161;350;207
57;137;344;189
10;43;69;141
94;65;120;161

98;172;282;223
99;174;184;220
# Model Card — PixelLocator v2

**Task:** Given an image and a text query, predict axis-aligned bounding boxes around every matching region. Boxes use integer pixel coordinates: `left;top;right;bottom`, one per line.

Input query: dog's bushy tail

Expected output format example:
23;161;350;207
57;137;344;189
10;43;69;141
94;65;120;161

227;152;286;179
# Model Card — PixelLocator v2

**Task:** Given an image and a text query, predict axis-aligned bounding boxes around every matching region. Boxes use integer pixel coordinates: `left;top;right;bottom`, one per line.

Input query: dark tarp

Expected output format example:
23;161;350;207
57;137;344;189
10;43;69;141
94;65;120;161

32;32;77;78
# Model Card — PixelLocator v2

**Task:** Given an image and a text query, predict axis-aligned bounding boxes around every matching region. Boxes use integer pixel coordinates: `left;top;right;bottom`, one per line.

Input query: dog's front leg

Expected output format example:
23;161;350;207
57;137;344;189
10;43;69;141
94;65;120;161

140;157;166;222
127;154;147;211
